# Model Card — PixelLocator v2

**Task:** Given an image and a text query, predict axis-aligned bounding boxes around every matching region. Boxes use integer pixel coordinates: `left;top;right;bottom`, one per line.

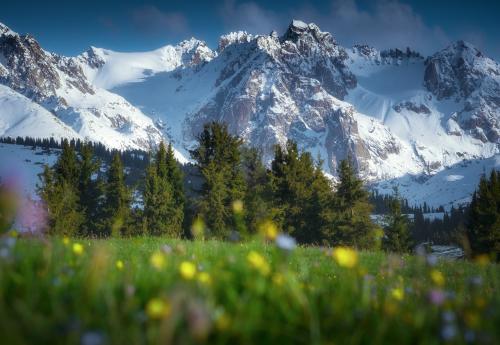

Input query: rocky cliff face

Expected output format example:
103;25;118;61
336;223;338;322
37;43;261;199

182;20;386;174
424;41;500;143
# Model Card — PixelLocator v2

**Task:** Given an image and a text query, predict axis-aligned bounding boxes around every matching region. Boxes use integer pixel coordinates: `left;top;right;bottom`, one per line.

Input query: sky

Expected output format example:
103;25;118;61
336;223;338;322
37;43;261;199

1;0;499;60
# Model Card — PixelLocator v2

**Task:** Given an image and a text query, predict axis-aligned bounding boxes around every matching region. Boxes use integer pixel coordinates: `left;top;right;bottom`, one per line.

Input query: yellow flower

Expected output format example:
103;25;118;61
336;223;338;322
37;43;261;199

72;243;84;255
215;310;231;331
197;271;212;285
272;273;285;286
332;247;358;268
116;260;124;270
258;220;278;240
62;236;70;246
232;200;244;214
146;298;171;319
191;217;205;240
430;270;445;287
247;250;270;276
150;251;166;270
391;287;404;301
475;254;490;266
179;261;197;280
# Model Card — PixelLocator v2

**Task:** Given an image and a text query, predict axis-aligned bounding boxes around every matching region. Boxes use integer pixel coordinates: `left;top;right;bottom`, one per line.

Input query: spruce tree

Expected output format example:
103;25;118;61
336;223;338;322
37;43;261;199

190;122;245;238
241;147;271;234
38;164;83;236
269;140;333;244
143;142;184;237
383;187;412;252
331;158;377;249
467;170;500;260
78;143;104;236
102;153;131;237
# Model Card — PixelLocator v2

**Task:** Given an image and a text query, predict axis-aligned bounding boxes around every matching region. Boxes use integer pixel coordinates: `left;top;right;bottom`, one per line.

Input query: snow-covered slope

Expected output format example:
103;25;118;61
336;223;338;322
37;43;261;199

0;22;164;151
345;45;498;176
0;84;81;139
78;38;215;89
373;154;500;209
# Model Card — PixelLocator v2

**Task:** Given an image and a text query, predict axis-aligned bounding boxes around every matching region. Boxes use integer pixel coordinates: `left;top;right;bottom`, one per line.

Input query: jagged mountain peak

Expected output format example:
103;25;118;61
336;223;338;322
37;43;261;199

281;19;336;46
218;31;254;52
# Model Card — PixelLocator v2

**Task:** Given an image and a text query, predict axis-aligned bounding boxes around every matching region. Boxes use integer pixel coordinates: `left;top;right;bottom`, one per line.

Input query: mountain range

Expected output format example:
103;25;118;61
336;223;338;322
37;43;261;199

0;20;499;207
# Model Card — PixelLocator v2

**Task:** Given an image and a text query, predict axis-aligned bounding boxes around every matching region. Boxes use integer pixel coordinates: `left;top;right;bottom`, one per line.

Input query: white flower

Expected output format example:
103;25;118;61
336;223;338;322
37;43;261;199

275;234;296;251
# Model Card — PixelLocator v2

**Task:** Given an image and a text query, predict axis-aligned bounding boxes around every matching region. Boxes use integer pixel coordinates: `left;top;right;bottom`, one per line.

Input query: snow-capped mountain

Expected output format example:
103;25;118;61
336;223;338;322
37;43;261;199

0;20;499;207
0;22;163;151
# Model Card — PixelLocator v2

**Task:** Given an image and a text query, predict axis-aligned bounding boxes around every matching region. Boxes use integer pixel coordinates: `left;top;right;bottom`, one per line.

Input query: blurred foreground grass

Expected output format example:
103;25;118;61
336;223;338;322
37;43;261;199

0;235;498;344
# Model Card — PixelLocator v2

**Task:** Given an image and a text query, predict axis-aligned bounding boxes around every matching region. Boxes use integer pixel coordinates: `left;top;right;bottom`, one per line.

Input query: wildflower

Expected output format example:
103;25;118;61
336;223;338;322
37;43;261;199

272;273;285;286
62;236;70;246
197;271;212;285
146;298;171;319
214;308;231;331
258;220;278;240
332;247;358;268
115;260;124;270
81;331;105;345
429;289;446;306
247;250;271;276
232;200;243;214
72;243;84;255
161;244;172;254
191;217;205;240
430;270;445;287
426;254;438;266
391;287;404;301
441;324;457;341
150;251;166;270
474;254;490;266
275;234;296;251
180;261;197;280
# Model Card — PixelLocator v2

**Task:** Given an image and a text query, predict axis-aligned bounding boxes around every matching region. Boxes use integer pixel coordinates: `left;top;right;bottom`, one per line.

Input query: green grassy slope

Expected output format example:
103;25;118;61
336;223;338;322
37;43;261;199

0;236;498;344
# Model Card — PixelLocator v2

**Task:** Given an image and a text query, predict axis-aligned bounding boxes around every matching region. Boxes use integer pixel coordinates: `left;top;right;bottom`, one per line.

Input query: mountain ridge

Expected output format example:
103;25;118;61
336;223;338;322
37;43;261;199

0;19;498;207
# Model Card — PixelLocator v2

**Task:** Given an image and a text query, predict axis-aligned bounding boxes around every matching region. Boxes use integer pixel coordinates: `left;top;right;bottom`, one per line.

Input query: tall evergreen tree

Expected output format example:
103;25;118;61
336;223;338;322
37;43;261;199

102;153;131;237
78;143;104;236
38;156;83;236
331;158;377;249
467;170;500;260
143;142;184;237
269;141;334;244
190;122;245;238
241;147;271;234
383;187;412;252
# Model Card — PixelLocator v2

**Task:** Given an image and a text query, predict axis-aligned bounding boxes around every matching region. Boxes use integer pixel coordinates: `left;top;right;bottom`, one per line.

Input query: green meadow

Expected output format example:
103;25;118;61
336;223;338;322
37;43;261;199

0;235;498;345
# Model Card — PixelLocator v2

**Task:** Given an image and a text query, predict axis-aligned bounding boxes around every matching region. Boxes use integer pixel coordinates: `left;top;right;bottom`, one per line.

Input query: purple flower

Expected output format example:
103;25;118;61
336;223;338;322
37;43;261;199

429;289;446;306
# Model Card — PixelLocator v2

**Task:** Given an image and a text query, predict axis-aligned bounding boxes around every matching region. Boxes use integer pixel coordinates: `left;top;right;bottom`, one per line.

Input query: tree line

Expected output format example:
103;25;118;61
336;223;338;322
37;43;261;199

1;122;498;258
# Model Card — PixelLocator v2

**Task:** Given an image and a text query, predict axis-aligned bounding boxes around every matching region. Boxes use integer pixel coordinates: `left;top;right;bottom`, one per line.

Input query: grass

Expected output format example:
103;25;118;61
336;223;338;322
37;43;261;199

0;234;499;344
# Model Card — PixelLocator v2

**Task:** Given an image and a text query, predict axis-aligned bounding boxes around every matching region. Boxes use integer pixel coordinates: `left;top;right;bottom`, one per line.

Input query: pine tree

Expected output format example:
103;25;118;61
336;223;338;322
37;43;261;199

383;187;412;252
102;153;131;237
38;165;83;236
190;122;245;238
241;147;271;234
143;142;185;237
331;158;377;249
467;170;500;260
269;140;333;244
78;143;104;236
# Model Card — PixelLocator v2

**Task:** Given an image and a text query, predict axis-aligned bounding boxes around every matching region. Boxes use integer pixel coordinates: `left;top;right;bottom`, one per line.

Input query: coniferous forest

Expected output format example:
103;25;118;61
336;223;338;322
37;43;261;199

1;122;498;259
